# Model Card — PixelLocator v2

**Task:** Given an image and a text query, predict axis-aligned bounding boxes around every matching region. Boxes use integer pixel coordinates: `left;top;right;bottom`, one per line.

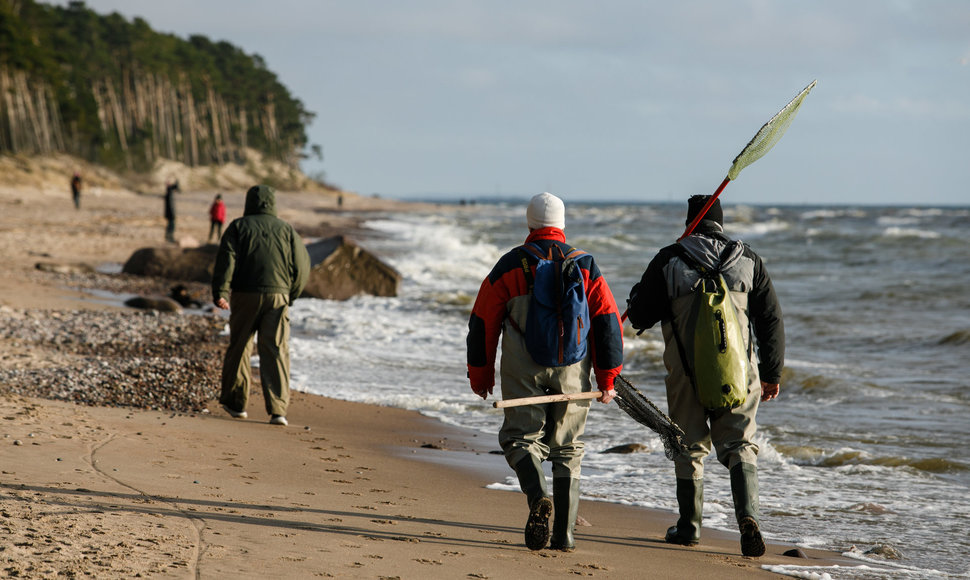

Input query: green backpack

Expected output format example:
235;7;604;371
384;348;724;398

674;246;749;410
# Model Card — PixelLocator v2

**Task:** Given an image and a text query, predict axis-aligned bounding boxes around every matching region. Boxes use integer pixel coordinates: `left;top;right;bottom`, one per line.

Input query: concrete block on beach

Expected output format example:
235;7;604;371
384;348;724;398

303;235;401;300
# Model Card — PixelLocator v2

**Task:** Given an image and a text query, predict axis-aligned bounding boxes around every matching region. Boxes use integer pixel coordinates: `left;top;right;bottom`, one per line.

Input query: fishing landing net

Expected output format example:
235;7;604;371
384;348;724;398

727;79;817;181
613;375;688;460
681;79;817;240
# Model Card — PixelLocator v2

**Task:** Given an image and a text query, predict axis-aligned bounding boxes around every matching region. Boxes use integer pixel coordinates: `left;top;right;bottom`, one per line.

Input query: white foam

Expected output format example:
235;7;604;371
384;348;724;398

877;216;920;226
801;209;868;220
882;226;941;239
728;219;790;238
762;565;835;580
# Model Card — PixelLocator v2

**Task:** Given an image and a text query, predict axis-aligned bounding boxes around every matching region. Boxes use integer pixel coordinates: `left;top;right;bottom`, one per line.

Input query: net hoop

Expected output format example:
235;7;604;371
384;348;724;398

727;79;817;180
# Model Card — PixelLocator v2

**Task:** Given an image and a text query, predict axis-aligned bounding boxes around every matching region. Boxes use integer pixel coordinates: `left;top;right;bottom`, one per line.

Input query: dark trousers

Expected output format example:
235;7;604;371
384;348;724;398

165;218;176;242
208;220;223;242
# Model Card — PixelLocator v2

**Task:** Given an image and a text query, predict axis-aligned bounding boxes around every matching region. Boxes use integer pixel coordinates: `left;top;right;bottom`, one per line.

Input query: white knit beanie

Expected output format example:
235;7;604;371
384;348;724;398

526;192;565;230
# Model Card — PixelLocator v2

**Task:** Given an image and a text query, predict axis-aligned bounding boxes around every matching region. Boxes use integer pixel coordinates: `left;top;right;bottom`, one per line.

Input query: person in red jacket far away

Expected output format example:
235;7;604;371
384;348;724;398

208;193;227;243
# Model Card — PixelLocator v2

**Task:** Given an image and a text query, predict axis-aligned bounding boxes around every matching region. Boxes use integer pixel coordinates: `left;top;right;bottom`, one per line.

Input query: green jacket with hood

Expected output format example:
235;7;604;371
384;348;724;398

212;185;310;304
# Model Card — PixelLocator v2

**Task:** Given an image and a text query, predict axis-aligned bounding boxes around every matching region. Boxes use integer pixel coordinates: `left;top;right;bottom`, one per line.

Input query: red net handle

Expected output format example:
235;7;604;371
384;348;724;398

621;176;731;323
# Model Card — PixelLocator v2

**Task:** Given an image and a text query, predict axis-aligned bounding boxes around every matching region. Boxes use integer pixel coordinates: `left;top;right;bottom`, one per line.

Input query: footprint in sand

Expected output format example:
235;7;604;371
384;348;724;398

575;563;610;571
413;558;442;565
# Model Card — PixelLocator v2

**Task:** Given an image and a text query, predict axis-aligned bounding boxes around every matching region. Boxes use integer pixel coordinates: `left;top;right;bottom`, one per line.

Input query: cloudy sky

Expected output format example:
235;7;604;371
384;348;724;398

51;1;969;205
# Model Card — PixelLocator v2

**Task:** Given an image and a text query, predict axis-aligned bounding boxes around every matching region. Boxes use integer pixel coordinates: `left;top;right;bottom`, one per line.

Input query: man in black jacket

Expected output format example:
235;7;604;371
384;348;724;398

164;179;180;243
626;195;784;558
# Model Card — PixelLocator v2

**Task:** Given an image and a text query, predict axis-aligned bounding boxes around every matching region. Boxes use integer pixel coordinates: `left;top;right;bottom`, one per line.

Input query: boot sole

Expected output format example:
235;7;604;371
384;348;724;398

525;497;553;551
739;516;766;557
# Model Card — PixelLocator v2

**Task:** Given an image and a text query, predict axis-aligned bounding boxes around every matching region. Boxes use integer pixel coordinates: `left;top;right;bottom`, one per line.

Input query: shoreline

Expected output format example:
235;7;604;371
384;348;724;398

0;172;854;577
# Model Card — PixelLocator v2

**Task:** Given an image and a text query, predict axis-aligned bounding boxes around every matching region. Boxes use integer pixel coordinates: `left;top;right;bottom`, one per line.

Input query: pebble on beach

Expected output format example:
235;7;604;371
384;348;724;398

0;307;227;414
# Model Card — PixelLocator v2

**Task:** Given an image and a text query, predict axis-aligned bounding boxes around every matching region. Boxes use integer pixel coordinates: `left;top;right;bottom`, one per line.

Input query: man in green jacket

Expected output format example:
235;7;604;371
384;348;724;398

212;185;311;426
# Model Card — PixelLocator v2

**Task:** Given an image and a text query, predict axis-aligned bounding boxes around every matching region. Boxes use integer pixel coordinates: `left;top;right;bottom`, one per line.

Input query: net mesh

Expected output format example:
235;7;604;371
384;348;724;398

727;80;817;181
613;375;688;460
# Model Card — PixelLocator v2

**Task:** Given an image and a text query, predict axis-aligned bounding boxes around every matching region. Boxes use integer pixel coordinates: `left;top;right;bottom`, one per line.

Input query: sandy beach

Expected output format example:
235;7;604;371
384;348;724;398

0;157;848;578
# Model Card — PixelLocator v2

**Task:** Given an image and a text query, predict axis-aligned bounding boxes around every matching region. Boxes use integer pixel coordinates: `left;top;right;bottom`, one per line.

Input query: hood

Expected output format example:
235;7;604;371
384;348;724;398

244;185;277;217
678;234;744;273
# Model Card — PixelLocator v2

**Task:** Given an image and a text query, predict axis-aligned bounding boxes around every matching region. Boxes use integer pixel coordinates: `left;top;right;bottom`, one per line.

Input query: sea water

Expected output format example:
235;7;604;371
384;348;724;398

287;201;970;579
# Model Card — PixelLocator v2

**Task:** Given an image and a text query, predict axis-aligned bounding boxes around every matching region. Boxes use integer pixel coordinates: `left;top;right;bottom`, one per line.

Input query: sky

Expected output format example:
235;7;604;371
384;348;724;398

48;1;970;205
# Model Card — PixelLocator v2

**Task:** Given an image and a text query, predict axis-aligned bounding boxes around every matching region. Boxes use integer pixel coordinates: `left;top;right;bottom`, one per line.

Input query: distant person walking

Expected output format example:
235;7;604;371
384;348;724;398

466;192;624;552
208;193;227;242
164;179;181;243
212;185;310;427
70;173;82;209
626;194;784;558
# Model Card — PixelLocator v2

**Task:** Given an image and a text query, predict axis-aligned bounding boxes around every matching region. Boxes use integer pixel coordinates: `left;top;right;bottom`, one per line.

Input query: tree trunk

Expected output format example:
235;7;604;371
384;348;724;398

0;69;13;151
104;81;132;168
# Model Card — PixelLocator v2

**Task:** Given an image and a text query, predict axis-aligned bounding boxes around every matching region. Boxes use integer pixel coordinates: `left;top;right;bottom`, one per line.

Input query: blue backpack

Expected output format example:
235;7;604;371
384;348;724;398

516;242;590;367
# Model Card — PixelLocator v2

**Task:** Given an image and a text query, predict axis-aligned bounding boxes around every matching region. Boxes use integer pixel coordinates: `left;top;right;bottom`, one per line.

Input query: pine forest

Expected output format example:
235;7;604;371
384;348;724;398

0;0;316;173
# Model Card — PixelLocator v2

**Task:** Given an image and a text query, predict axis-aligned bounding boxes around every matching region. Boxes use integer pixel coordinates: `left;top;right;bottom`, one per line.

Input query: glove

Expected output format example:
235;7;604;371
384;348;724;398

471;383;493;400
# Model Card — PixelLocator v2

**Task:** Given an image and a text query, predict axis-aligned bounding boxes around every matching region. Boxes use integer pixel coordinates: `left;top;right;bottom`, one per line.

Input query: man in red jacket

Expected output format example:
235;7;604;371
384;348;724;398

466;192;624;552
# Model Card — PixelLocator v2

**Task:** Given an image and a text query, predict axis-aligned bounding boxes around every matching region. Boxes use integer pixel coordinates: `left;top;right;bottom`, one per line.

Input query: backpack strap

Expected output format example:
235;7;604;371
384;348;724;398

522;242;584;261
563;248;586;260
517;248;535;294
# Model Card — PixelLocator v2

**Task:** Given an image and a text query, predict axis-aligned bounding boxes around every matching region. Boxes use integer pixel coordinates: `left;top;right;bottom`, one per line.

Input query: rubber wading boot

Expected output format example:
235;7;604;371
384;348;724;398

730;462;766;557
664;478;702;546
513;456;552;551
550;478;580;551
